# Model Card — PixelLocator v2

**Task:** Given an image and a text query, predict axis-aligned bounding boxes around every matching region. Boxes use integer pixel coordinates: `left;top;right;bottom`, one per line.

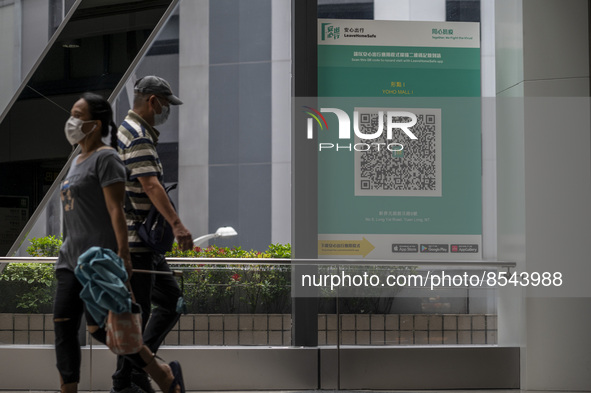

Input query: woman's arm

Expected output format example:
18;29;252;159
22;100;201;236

103;181;132;279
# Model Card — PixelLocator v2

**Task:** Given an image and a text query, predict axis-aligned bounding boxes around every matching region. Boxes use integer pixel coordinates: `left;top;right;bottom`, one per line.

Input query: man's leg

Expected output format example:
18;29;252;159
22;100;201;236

143;254;182;351
130;253;182;393
112;252;154;392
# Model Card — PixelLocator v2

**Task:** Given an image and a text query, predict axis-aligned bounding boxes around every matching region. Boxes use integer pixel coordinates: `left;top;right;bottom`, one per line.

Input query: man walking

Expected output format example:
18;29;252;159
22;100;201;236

113;76;194;393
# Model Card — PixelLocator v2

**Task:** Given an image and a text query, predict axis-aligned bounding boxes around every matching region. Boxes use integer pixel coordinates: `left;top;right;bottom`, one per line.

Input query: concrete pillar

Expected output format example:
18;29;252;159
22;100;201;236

496;0;591;390
178;0;210;240
271;0;292;244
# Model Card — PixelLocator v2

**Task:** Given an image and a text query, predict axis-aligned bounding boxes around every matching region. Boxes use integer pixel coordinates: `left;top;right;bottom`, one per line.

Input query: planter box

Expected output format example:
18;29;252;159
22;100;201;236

0;313;497;346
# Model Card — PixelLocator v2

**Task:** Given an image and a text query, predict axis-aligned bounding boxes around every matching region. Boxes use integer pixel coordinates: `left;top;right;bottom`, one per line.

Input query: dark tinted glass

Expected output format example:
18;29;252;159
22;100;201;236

0;0;174;255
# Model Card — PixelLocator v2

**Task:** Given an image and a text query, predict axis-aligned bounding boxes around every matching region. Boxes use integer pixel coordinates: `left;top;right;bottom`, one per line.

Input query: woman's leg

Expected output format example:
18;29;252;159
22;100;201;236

87;324;181;392
54;269;85;392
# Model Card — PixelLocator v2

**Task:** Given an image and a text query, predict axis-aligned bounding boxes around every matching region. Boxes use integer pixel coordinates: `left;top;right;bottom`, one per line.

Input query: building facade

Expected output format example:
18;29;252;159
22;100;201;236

0;0;590;391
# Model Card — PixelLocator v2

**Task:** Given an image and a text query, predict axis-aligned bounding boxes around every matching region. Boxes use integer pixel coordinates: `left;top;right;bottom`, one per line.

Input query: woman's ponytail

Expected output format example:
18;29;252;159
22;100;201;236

80;92;117;149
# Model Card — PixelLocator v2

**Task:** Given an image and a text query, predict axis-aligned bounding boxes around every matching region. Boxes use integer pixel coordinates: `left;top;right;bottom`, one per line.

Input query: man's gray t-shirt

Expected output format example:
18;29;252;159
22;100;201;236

56;148;126;271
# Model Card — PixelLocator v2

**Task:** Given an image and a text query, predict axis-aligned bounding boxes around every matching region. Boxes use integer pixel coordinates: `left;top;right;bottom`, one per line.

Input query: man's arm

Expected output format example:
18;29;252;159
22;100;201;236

138;175;194;251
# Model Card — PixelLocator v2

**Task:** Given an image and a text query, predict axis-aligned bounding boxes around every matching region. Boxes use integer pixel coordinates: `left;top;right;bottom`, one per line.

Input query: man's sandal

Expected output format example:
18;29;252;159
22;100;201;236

168;361;185;393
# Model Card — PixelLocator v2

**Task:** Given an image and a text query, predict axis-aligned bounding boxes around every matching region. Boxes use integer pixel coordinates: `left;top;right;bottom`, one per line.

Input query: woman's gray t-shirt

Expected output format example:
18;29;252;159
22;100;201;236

56;148;126;271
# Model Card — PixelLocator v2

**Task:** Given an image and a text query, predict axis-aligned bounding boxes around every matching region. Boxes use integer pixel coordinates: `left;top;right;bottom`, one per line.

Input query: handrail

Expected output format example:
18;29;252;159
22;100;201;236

0;257;516;268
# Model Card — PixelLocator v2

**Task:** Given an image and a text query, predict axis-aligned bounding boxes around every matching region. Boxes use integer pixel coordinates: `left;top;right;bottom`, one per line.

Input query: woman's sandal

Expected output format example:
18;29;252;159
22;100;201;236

168;360;185;393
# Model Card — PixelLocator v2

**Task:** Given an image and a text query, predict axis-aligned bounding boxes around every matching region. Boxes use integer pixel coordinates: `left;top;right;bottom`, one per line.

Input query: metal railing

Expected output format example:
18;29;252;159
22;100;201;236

0;256;516;268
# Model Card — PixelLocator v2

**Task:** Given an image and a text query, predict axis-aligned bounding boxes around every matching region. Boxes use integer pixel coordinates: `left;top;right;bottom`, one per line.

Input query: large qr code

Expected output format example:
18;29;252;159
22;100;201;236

354;108;442;197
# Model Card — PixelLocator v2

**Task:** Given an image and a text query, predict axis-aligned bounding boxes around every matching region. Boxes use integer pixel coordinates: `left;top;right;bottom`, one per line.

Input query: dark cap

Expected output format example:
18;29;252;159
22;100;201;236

134;75;183;105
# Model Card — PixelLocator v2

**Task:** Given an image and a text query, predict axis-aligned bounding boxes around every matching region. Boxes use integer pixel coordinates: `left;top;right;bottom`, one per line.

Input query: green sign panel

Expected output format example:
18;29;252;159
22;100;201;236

316;19;482;260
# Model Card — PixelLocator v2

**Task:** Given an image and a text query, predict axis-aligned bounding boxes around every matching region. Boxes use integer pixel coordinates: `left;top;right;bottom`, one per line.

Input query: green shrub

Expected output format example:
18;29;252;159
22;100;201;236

0;263;56;313
167;243;292;313
26;235;62;257
180;265;291;314
166;243;291;259
0;236;60;313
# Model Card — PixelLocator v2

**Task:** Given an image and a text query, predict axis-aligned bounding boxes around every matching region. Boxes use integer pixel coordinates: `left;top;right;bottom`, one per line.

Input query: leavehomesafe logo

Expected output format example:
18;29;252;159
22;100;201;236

303;107;418;152
321;22;377;41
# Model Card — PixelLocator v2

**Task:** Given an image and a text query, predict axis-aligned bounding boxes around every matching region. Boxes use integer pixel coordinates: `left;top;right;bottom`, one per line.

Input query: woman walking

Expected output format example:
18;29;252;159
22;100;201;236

53;92;184;393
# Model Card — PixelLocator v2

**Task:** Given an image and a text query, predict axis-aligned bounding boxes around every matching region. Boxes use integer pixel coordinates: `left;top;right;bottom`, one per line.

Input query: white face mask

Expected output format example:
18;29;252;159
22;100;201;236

153;98;170;126
64;116;96;145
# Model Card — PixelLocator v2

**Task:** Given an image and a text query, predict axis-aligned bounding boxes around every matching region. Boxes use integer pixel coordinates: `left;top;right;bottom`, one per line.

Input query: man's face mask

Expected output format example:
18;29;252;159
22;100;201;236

153;97;170;126
64;116;96;145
